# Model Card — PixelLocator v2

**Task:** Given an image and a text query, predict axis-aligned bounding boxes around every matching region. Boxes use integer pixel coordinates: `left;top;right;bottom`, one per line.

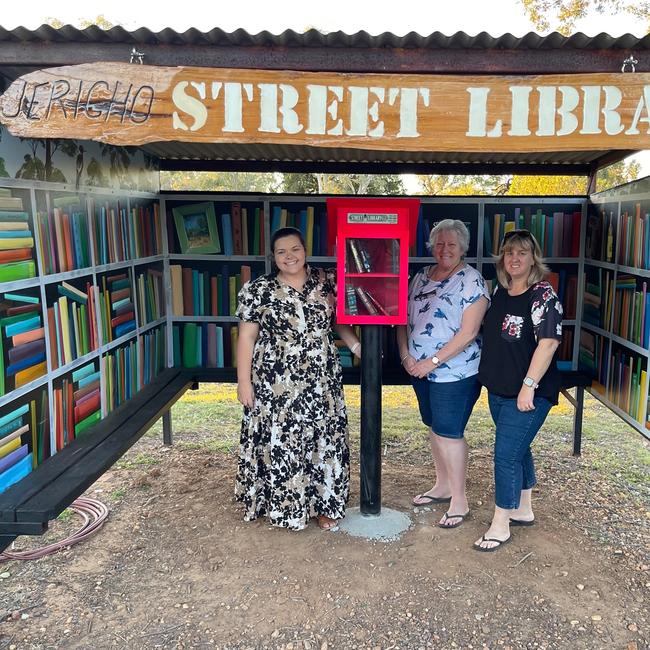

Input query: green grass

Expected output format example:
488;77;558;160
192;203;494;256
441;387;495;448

154;384;649;504
108;487;127;501
116;452;160;470
177;439;236;453
57;508;74;522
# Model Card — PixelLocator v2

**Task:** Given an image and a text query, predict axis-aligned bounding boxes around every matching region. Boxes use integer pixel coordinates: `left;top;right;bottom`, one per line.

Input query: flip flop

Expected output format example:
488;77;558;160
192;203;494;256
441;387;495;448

510;518;535;527
412;493;452;506
473;535;512;552
437;510;470;529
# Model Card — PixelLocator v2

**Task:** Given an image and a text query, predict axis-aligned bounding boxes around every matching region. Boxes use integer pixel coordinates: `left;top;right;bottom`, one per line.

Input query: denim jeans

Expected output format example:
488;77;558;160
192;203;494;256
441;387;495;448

487;392;552;510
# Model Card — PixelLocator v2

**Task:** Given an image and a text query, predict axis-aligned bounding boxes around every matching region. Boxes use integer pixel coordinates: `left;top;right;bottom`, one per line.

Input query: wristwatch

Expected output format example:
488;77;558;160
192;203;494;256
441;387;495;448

523;376;539;389
431;356;440;366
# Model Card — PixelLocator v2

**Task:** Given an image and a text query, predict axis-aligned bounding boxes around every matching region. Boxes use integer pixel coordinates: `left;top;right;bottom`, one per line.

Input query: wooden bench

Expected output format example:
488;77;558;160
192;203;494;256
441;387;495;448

0;368;194;552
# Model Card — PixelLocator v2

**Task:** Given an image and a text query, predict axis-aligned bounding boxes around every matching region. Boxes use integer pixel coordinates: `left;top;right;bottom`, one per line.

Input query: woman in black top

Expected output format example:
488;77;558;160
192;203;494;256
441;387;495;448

475;230;563;552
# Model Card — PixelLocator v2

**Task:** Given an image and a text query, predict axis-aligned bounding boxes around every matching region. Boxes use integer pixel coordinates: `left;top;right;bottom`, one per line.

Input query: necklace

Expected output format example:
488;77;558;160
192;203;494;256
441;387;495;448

430;261;463;283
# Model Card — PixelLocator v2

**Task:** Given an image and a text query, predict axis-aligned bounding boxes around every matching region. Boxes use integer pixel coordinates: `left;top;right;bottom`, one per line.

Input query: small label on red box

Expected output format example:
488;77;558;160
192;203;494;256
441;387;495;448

347;213;398;224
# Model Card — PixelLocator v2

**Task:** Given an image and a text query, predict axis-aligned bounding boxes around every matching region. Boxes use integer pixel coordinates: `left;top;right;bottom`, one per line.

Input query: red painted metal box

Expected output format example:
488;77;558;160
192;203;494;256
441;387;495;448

326;198;420;325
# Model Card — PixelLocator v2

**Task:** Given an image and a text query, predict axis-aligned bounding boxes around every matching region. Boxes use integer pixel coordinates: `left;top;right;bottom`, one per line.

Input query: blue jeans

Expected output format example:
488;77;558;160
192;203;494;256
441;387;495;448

487;393;552;510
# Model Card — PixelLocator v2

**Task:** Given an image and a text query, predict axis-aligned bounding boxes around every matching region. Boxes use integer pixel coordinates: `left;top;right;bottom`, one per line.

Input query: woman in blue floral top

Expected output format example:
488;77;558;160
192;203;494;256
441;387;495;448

475;230;563;552
397;219;489;530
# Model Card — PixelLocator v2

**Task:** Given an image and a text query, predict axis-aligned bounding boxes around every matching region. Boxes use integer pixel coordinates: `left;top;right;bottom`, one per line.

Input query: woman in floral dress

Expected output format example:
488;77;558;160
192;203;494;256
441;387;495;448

235;227;361;531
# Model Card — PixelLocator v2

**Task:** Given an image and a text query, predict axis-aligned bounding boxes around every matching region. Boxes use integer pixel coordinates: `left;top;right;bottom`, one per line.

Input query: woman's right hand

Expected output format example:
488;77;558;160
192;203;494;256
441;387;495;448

237;381;255;408
402;355;417;376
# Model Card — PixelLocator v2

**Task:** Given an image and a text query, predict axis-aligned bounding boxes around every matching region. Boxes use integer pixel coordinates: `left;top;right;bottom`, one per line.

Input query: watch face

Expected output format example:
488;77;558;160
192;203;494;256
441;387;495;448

523;377;534;387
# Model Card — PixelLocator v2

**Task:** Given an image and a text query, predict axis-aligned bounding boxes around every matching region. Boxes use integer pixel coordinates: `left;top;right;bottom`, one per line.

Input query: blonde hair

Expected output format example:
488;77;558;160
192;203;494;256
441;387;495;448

495;231;549;288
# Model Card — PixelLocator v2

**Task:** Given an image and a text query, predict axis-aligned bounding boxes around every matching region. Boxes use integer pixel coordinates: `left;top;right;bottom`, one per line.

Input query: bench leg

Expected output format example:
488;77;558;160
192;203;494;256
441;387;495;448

163;410;173;447
572;386;584;457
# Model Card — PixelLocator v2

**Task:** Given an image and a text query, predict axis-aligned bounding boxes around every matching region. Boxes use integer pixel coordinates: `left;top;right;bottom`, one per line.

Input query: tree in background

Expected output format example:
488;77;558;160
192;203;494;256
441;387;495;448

413;159;640;196
520;0;650;34
507;159;641;194
595;159;642;191
161;171;281;193
415;174;511;195
281;173;404;195
46;15;115;29
281;173;320;194
507;174;586;195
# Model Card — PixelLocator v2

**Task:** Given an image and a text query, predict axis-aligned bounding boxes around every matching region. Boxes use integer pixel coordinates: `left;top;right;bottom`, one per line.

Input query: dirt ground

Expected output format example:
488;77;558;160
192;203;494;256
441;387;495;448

0;432;648;650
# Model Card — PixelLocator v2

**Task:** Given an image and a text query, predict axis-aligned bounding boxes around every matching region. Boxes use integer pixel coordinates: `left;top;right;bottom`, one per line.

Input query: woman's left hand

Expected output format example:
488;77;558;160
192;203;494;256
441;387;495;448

412;357;437;379
517;386;536;411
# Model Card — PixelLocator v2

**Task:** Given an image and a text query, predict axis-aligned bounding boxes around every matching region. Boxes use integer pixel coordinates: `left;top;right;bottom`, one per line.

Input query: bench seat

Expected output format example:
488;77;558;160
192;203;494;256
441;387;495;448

0;369;193;550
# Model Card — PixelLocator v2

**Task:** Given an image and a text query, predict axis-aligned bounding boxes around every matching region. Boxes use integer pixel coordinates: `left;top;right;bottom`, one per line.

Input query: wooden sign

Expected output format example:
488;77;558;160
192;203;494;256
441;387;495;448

2;62;650;152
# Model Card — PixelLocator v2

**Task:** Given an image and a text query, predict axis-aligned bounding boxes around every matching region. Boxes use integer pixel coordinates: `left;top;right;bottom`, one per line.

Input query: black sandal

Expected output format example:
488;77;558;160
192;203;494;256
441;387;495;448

473;535;512;552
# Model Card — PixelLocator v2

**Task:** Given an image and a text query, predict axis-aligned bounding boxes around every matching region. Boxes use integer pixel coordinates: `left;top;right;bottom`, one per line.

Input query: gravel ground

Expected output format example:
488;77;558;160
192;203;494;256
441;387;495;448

0;393;648;650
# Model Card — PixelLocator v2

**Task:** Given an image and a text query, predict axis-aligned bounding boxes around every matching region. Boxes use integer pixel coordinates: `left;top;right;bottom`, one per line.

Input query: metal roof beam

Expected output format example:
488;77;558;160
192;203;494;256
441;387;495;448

0;42;635;74
159;158;591;175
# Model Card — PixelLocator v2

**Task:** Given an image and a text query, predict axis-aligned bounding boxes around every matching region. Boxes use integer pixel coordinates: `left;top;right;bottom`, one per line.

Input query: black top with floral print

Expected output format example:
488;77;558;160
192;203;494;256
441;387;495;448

478;281;563;404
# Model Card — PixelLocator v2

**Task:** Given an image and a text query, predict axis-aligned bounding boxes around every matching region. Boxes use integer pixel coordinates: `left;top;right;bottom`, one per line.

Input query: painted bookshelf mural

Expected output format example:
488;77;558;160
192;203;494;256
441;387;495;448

5;175;650;496
270;203;330;256
1;287;46;396
0;388;48;493
0;189;37;283
36;195;91;274
169;263;264;318
483;206;582;257
580;193;650;437
0;177;165;495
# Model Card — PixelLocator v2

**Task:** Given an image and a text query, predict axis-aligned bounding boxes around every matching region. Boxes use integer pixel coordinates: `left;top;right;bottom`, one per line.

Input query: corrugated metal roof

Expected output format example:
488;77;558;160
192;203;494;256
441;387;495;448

0;25;649;50
143;142;603;165
145;141;612;174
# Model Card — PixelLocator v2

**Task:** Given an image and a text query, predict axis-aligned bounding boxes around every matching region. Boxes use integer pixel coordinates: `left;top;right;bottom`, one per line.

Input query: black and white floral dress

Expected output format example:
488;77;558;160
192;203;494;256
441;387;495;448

235;267;350;530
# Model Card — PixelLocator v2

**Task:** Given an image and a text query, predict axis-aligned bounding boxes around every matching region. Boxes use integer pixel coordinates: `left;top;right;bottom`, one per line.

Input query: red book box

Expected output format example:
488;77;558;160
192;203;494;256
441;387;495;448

326;198;421;325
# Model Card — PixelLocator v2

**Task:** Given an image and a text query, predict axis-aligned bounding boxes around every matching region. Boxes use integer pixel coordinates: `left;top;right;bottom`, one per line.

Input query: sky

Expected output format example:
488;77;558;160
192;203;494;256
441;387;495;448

1;0;647;36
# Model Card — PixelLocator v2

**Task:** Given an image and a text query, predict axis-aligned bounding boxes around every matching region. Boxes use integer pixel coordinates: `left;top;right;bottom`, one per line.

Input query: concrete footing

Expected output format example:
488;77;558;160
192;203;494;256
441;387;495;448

337;507;411;542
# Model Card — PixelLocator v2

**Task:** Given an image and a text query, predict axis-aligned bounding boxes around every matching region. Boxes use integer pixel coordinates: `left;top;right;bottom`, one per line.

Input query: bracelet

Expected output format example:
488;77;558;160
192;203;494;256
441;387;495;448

400;354;409;363
350;342;360;354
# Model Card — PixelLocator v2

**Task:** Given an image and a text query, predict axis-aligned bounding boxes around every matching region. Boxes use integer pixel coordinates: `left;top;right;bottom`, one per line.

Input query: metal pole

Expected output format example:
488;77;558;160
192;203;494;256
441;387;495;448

572;386;584;456
360;324;382;515
162;410;173;446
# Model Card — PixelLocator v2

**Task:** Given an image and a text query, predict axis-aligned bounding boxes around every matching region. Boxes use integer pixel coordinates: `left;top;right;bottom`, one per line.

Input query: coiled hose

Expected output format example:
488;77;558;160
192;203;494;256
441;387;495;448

0;497;108;562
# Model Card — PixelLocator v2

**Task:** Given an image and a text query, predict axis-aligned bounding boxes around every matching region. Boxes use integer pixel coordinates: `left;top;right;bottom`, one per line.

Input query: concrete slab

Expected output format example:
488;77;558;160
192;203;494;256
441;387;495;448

337;506;412;542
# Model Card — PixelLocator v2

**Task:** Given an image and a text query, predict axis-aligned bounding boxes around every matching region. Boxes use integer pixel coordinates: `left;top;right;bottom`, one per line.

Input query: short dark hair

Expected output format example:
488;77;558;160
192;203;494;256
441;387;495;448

269;227;306;273
270;226;305;253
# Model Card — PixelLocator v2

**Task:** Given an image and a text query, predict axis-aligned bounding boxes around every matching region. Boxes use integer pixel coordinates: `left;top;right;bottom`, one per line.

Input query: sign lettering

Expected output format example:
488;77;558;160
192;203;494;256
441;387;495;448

1;62;650;152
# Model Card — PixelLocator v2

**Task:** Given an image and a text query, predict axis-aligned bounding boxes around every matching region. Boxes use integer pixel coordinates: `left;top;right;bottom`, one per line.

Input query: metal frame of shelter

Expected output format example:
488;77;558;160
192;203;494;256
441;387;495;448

0;25;649;521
